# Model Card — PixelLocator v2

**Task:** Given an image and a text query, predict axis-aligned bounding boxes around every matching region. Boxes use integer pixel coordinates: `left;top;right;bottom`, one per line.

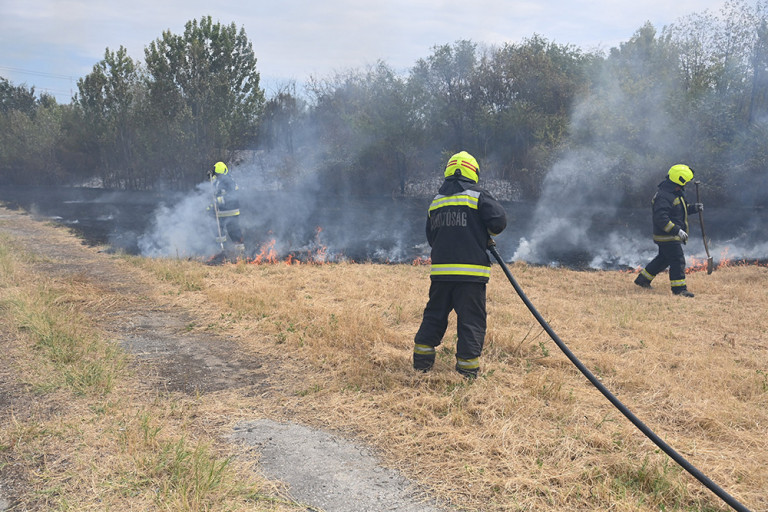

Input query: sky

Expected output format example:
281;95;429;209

1;0;730;103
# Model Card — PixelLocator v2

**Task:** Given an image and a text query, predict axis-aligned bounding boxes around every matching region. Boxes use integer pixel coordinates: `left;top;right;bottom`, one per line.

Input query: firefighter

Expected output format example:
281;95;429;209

208;161;245;256
413;151;507;378
634;164;703;297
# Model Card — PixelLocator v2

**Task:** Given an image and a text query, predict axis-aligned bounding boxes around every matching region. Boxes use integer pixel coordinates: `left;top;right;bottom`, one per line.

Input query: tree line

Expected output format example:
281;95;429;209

2;2;768;206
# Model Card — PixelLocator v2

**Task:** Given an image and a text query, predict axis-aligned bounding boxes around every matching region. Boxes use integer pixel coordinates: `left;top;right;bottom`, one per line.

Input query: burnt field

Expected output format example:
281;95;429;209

1;185;765;269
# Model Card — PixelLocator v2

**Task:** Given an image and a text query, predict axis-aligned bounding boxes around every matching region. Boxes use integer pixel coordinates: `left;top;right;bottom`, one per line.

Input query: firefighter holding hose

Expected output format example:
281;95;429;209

634;164;703;297
413;151;507;378
207;161;245;257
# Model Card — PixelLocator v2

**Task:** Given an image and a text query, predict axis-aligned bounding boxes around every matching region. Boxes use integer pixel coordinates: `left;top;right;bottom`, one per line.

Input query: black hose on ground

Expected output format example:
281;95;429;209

488;243;751;512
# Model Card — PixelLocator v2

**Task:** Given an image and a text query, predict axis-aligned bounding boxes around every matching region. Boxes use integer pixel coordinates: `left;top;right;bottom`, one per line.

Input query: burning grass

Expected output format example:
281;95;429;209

1;216;766;511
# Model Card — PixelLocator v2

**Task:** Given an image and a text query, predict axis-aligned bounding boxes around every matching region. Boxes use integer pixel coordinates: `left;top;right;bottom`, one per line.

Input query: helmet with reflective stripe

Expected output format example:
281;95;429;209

444;151;479;183
213;161;229;175
668;164;693;186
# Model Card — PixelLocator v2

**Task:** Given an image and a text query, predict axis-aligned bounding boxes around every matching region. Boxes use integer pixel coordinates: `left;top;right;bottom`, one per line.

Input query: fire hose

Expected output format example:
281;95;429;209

487;240;751;512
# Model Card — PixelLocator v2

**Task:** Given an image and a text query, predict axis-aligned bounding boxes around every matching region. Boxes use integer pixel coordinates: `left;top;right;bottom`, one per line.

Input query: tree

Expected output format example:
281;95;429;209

0;77;37;115
306;62;423;195
353;62;422;194
75;46;144;188
476;36;597;194
144;16;264;187
0;79;66;186
256;82;312;187
409;41;482;152
668;11;720;96
565;22;687;199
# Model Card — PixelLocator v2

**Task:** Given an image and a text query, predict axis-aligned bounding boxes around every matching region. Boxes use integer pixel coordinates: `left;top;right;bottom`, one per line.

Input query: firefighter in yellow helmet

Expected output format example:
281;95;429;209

413;151;507;378
207;161;245;255
634;164;703;297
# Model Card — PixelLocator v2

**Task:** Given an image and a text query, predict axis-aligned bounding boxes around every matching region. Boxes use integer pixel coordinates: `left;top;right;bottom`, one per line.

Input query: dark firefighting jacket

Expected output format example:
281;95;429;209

651;179;697;244
426;175;507;282
212;173;240;217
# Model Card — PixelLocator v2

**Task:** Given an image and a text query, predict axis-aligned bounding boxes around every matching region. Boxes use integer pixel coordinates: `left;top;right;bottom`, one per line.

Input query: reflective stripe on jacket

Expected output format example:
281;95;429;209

426;176;507;283
217;208;240;217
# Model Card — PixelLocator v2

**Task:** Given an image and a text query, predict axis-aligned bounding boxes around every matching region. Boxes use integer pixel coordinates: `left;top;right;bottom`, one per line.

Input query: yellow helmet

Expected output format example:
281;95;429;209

213;161;229;175
444;151;479;183
667;164;693;186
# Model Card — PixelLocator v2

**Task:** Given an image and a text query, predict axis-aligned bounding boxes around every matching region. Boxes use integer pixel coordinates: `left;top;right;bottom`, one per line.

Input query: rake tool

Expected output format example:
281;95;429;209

694;180;714;274
209;174;227;250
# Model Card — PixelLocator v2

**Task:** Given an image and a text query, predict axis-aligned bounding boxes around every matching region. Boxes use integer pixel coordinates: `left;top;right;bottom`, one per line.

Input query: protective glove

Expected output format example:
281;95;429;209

678;229;689;243
694;202;704;212
217;196;225;205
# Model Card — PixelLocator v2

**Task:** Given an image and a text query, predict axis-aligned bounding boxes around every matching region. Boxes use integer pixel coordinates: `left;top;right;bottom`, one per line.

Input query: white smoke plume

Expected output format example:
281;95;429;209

135;151;430;263
137;183;221;259
509;50;768;269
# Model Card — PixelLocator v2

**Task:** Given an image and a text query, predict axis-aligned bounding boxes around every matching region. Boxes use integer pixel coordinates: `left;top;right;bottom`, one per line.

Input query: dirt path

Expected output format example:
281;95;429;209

0;207;450;512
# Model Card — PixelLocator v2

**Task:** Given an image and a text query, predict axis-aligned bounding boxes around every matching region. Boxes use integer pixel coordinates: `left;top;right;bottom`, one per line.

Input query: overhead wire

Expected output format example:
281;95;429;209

0;65;76;100
0;65;74;80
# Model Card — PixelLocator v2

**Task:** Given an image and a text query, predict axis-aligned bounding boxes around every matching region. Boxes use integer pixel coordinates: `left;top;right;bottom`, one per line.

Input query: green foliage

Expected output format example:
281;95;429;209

0;79;68;185
76;46;143;188
0;77;37;114
14;287;125;396
307;61;423;194
144;16;264;187
410;40;481;152
478;35;598;193
3;4;768;205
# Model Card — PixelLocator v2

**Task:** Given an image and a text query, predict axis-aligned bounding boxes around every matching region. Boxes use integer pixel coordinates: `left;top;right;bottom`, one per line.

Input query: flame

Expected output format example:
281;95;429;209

412;256;431;265
251;239;279;264
685;246;768;273
306;227;328;263
245;226;332;265
685;258;706;273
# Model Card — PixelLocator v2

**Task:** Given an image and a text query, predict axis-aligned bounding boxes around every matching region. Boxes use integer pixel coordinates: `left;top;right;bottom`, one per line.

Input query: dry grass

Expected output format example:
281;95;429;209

0;232;310;511
1;218;766;511
133;257;767;512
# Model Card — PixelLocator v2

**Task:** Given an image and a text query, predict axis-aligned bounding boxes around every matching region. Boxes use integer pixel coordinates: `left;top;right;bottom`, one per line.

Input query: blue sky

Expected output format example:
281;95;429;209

1;0;729;103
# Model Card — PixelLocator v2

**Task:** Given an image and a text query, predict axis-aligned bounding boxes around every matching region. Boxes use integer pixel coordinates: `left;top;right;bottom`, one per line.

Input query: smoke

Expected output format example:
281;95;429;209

134;55;768;268
509;50;768;269
137;183;222;259
513;149;620;264
136;152;431;263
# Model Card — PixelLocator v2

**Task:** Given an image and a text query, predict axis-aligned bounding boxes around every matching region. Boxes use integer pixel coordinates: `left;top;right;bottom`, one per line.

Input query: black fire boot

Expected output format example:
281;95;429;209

455;358;479;379
634;274;652;288
413;344;436;373
455;365;478;379
673;289;695;298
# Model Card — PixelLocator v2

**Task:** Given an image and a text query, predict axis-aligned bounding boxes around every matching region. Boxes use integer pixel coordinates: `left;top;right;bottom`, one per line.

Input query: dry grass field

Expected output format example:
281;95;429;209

1;212;766;511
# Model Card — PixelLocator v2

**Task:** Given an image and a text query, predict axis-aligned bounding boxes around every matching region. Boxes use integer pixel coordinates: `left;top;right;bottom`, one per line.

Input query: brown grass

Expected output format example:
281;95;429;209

0;231;309;511
1;218;766;511
135;257;767;512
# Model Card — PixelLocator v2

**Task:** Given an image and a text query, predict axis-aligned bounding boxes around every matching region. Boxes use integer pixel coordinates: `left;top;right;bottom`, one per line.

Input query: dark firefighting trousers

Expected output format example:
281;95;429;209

639;242;688;292
221;216;243;244
413;281;487;374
